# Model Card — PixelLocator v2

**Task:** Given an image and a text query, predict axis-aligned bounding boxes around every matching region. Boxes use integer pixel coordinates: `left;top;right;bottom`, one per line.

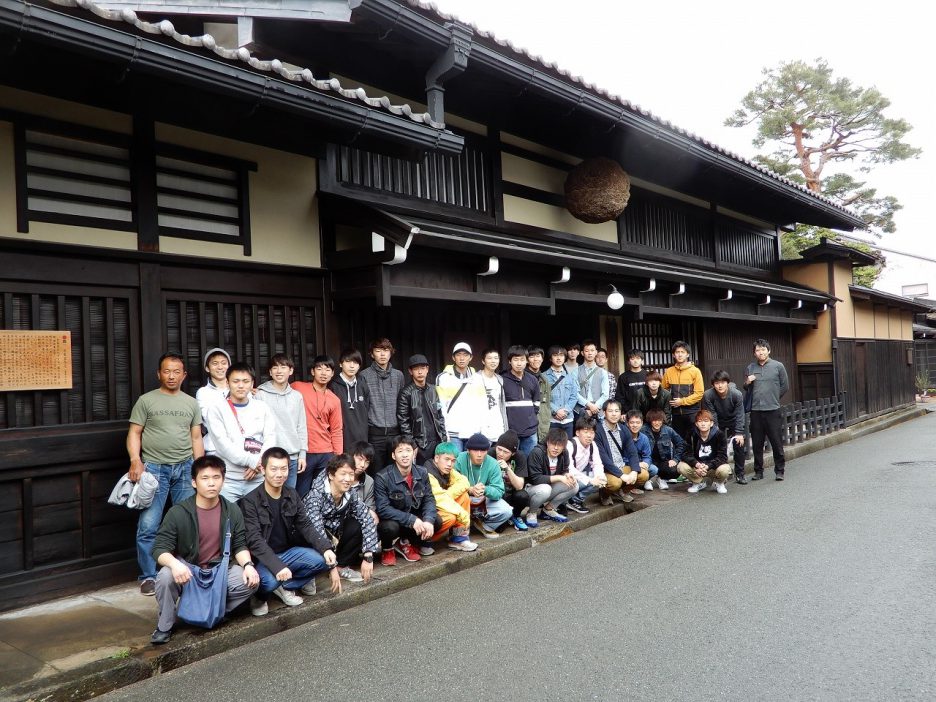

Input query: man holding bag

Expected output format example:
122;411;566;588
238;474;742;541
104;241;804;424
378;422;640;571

150;455;259;645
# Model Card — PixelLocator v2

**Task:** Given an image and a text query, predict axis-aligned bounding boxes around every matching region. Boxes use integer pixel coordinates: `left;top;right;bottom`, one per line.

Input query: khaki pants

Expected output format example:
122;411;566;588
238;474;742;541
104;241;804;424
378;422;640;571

677;462;731;484
603;466;650;495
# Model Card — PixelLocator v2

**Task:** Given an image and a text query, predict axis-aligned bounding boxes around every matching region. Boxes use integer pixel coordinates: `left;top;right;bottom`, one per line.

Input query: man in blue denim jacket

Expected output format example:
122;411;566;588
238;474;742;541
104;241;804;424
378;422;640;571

543;345;579;441
127;352;204;597
640;408;686;483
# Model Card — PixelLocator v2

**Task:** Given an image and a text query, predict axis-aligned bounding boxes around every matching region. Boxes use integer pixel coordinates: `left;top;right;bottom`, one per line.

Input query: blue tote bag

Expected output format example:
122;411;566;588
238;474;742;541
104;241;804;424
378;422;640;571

177;519;230;629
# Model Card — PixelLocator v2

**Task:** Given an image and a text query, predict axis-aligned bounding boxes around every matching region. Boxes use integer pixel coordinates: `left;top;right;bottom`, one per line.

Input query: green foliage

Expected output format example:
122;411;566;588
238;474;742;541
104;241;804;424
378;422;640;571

915;370;930;395
726;58;920;282
779;225;883;286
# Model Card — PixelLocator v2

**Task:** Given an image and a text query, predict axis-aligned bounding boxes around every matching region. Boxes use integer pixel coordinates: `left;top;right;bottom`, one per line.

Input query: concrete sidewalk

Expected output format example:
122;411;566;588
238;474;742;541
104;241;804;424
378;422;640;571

0;404;926;702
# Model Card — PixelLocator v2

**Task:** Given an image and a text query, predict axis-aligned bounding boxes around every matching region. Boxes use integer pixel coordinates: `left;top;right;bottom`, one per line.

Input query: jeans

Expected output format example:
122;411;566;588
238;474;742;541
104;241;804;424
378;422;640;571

476;497;513;531
550;422;575;441
219;474;263;503
286;457;299;490
255;546;328;595
574;483;598;503
137;459;195;581
518;434;537;456
448;436;466;453
297;453;334;497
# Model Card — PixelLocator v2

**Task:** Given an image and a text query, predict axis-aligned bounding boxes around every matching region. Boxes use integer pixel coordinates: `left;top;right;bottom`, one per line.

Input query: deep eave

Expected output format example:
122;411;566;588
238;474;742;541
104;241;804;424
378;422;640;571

0;0;464;158
849;286;933;314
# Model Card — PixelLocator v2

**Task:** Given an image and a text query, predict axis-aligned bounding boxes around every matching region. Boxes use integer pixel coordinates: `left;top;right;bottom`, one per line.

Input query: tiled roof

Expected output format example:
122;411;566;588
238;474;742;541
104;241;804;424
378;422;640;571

403;0;860;224
46;0;445;129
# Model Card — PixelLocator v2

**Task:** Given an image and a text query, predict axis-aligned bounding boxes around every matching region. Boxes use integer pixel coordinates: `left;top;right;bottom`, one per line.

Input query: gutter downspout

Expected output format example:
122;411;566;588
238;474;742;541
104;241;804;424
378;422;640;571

424;21;472;126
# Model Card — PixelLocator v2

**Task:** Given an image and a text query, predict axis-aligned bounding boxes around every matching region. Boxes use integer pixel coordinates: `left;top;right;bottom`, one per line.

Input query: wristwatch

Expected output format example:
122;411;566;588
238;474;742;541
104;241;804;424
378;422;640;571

243;561;255;569
362;554;374;563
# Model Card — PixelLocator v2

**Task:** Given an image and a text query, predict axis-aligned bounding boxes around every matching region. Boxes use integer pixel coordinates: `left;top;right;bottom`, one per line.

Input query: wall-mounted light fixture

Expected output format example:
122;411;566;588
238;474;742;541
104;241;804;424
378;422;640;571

607;284;625;310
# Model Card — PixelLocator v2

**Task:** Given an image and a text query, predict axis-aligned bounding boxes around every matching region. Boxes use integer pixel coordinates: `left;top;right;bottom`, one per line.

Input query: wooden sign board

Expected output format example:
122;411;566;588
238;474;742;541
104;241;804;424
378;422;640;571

0;331;73;391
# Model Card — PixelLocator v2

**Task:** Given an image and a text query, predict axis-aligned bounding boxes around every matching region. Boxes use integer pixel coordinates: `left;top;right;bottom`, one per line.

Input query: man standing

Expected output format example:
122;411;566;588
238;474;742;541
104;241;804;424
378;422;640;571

329;348;371;451
703;370;748;484
150;455;259;644
205;362;277;502
360;338;405;471
239;447;334;615
527;345;552;443
398;354;447;464
435;342;482;452
256;354;307;490
292;356;343;494
662;340;704;441
196;347;230;455
614;349;647;413
476;348;508;443
745;339;790;481
543;346;578;440
128;352;204;597
500;345;541;455
576;339;609;421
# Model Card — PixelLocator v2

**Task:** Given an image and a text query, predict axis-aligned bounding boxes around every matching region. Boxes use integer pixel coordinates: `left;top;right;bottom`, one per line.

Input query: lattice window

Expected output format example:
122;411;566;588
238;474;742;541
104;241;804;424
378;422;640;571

620;195;714;261
717;220;776;271
0;287;135;429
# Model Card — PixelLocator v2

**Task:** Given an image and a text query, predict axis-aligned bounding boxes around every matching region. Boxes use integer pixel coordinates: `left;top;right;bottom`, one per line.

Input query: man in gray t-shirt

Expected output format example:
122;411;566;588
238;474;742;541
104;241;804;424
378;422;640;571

127;353;204;595
744;339;789;481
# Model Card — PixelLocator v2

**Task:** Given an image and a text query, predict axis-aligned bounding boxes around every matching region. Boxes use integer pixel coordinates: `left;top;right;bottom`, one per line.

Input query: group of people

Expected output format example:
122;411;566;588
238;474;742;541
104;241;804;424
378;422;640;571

126;336;788;645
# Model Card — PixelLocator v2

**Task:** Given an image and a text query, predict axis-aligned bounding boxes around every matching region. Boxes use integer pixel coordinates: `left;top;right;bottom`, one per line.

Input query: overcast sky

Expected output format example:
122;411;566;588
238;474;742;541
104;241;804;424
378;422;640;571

432;0;934;291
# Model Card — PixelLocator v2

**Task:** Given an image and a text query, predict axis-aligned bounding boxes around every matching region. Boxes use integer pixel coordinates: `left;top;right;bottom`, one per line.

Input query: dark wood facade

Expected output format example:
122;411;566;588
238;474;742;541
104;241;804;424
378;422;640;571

0;243;326;610
836;339;915;422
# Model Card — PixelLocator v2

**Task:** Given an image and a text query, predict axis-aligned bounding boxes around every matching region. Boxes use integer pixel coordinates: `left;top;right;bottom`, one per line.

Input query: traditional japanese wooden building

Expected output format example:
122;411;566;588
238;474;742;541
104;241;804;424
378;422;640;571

0;0;867;608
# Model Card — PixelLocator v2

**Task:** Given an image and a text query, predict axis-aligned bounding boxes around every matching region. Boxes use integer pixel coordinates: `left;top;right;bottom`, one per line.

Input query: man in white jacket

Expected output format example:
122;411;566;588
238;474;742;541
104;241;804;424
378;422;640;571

205;361;277;501
435;342;485;452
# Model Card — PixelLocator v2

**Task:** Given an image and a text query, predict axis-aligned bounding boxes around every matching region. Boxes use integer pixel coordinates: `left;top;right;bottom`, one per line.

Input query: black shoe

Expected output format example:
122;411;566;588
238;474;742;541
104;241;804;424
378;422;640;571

751;472;764;481
735;474;748;485
150;628;172;645
775;473;785;481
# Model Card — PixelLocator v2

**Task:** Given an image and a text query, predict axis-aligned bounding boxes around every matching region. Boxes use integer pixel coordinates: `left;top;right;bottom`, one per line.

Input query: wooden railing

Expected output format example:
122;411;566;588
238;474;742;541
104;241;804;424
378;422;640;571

780;393;847;445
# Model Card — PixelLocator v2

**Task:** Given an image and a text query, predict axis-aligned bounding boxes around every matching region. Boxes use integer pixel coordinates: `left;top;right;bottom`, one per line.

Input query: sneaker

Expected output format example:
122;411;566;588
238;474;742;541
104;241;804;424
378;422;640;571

338;567;364;582
381;549;397;567
688;481;708;494
675;475;687;483
614;489;634;504
714;482;728;494
471;517;499;538
630;488;644;495
394;539;422;562
447;538;479;552
566;500;589;514
272;585;303;607
150;628;172;645
525;513;539;528
510;515;529;531
140;578;156;597
541;508;569;523
250;596;268;617
419;545;435;557
643;479;654;491
600;493;614;506
656;476;669;490
301;579;318;595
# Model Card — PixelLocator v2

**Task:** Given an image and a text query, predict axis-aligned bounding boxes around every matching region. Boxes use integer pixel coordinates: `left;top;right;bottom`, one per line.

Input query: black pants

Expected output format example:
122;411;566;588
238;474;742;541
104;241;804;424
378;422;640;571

671;411;698;443
656;461;681;481
727;434;747;478
377;515;444;548
368;429;400;477
504;489;531;518
334;513;364;568
749;409;785;474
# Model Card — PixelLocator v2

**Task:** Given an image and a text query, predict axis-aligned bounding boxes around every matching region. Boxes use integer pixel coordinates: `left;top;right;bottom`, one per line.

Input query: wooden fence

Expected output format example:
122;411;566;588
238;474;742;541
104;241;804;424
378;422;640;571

780;393;847;446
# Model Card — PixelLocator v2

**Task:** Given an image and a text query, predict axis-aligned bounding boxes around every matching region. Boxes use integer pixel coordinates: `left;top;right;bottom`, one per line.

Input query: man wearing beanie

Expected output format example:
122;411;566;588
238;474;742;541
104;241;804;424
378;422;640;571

455;433;513;538
489;431;531;531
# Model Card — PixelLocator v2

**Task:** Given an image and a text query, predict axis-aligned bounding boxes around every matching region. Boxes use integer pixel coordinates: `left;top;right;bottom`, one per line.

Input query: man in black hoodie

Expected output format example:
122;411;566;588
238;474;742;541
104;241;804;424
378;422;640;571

329;348;371;451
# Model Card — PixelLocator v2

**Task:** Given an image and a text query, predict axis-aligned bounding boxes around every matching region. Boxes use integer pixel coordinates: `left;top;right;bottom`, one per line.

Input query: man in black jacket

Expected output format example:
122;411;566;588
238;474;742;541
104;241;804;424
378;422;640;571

397;354;447;464
239;447;337;617
150;455;258;645
702;370;748;484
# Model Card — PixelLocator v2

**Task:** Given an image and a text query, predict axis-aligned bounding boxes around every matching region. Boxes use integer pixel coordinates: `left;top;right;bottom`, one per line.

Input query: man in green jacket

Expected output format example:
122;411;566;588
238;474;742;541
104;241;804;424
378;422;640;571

454;433;512;538
150;455;259;645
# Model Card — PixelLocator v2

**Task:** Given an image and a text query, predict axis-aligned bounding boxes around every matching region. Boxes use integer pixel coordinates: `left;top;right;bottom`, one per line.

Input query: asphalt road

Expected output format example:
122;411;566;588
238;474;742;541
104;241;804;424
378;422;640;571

105;413;936;701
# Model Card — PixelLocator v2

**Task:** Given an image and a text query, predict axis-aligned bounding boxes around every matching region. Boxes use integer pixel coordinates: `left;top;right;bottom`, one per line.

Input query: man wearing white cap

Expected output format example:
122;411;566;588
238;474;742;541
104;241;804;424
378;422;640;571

196;347;231;455
436;342;484;452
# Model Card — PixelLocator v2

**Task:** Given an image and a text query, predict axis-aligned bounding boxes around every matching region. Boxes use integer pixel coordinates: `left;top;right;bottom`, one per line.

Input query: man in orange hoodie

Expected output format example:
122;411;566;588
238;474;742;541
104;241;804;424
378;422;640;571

661;340;704;441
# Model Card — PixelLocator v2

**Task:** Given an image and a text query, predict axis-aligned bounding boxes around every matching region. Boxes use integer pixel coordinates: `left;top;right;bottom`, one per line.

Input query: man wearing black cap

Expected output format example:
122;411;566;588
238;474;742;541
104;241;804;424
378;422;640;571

489;430;531;531
397;354;447;464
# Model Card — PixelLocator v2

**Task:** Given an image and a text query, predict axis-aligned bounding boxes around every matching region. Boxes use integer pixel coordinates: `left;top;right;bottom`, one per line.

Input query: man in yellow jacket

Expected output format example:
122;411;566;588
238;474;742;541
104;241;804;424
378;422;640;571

424;443;478;552
661;340;705;441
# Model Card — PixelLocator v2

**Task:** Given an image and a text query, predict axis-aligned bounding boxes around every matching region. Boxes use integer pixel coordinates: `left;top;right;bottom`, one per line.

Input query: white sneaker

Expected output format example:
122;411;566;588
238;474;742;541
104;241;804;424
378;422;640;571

250;596;268;617
301;579;317;596
714;482;728;494
338;567;364;582
419;545;435;556
272;585;303;607
447;538;479;552
688;481;708;494
657;476;669;490
643;479;654;491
